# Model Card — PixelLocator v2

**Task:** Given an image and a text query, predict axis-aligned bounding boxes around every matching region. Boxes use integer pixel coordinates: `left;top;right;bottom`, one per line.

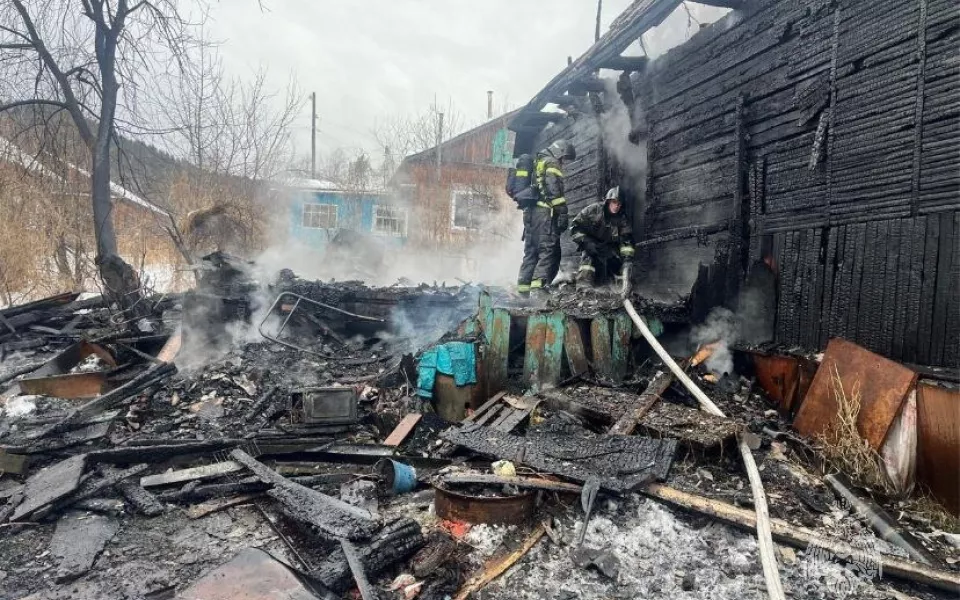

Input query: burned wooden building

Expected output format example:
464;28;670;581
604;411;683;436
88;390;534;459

510;0;959;368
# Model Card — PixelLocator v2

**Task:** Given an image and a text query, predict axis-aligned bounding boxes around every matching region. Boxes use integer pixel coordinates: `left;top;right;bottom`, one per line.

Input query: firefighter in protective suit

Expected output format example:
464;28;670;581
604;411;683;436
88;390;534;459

516;139;575;297
570;186;635;290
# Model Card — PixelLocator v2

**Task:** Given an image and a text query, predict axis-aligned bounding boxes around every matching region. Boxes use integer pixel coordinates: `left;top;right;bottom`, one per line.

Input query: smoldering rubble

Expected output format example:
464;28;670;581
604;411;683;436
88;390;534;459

0;252;957;600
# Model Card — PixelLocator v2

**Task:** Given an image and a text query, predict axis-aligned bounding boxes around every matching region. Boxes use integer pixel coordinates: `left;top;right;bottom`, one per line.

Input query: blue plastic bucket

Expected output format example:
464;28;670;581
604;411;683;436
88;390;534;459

376;459;417;495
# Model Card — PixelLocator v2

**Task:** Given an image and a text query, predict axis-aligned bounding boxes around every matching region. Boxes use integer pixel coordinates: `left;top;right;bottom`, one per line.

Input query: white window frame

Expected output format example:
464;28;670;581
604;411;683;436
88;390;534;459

451;188;490;231
301;203;338;229
373;205;408;237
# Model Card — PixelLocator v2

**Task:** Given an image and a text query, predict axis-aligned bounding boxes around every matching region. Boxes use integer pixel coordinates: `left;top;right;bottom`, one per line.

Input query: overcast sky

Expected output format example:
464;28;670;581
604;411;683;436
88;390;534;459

199;1;728;159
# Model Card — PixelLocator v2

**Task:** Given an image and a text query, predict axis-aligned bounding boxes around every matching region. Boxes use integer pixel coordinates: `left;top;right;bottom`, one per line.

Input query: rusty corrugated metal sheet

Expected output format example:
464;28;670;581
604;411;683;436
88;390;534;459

749;351;818;415
794;338;917;451
916;382;960;516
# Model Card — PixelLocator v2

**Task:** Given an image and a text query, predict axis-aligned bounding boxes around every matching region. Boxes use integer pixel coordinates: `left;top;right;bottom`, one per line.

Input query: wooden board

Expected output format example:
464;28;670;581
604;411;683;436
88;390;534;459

140;461;243;488
794;338;917;451
50;511;119;581
11;454;87;521
383;414;422;447
563;319;591;377
590;317;614;381
612;312;633;384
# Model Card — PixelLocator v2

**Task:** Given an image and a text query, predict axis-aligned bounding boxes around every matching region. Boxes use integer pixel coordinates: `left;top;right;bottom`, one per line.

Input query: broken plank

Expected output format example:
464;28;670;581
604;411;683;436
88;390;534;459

10;454;86;522
230;449;380;541
383;414;422;447
140;461;243;488
463;392;506;424
186;493;261;519
0;449;28;475
563;318;590;377
609;370;673;435
485;308;511;395
611;312;633;384
495;399;540;433
453;524;546;600
590;317;614;381
49;510;119;583
441;474;583;494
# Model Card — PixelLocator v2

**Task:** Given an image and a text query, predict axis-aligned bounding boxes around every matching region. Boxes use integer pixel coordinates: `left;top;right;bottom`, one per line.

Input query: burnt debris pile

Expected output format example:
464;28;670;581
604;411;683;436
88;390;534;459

0;255;957;600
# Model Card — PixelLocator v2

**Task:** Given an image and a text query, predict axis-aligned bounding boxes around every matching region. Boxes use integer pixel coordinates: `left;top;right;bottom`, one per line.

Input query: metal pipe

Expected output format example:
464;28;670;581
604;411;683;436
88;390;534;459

824;473;938;566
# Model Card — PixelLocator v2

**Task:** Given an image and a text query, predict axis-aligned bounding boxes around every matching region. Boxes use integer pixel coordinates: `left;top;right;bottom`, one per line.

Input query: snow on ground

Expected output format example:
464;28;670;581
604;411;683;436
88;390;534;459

480;497;908;600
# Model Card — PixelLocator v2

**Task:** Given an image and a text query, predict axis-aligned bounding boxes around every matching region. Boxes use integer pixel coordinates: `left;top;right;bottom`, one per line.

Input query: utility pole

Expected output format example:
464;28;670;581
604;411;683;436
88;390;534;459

310;92;317;179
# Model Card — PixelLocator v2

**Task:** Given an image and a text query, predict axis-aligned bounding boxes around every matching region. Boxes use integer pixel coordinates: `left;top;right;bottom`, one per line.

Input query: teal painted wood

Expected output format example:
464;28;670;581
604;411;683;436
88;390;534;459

524;314;547;390
591;317;613;381
541;312;566;387
479;292;495;343
487;308;511;395
612;312;633;384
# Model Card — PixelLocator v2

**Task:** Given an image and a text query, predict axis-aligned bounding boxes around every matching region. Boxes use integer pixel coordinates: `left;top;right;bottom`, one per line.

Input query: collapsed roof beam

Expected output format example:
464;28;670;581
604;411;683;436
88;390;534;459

596;56;649;72
695;0;745;7
509;0;683;132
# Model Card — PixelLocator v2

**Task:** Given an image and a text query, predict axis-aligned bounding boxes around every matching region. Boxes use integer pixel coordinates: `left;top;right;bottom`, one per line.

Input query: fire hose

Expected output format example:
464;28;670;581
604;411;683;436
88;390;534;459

623;299;786;600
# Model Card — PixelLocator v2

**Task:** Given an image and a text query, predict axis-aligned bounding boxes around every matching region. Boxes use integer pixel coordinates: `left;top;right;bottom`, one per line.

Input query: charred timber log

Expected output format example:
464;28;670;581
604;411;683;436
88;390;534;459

116;480;165;517
230;449;380;540
310;518;424;593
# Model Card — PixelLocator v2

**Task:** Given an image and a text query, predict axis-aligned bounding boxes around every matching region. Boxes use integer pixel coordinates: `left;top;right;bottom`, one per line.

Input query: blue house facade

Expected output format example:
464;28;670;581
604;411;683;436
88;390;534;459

286;184;408;251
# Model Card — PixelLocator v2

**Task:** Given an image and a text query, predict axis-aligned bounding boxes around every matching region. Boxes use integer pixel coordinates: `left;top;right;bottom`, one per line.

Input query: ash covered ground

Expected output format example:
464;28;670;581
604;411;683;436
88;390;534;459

0;259;956;600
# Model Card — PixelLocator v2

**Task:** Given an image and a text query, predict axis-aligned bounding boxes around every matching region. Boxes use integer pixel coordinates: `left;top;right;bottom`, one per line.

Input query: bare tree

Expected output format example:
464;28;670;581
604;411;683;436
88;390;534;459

372;101;465;164
0;0;198;316
148;48;301;260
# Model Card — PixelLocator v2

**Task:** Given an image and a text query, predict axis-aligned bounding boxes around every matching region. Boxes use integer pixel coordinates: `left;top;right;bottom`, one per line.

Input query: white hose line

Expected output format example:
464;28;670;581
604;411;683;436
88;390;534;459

623;299;786;600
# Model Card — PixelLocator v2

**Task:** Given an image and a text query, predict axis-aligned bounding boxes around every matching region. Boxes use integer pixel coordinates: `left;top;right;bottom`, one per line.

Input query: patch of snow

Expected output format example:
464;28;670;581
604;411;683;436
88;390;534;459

4;396;38;419
484;498;892;600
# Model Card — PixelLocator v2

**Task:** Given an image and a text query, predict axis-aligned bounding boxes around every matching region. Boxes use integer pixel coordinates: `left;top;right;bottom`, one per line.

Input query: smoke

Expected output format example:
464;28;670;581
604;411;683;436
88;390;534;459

690;307;738;377
599;79;648;196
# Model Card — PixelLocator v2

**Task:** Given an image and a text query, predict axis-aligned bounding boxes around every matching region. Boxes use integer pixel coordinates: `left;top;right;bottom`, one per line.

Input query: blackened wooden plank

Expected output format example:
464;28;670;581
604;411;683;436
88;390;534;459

929;211;955;364
798;228;813;348
857;221;880;349
916;215;941;364
892;217;915;360
874;220;893;352
782;230;798;347
787;230;803;346
879;219;902;356
943;212;960;367
820;226;840;346
810;227;826;349
773;232;787;343
846;223;868;338
904;216;929;361
833;224;853;340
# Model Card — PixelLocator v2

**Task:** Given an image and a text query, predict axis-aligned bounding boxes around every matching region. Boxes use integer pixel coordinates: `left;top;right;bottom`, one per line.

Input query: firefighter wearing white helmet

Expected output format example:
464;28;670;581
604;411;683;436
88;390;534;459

569;186;635;290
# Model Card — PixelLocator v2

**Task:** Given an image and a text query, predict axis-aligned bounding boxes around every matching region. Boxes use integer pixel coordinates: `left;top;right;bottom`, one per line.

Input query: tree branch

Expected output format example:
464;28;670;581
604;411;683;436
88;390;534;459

9;0;96;147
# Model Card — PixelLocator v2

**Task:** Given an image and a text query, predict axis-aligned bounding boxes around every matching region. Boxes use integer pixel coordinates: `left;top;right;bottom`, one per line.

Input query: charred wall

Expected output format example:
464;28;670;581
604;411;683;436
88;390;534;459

527;0;958;367
635;0;959;367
